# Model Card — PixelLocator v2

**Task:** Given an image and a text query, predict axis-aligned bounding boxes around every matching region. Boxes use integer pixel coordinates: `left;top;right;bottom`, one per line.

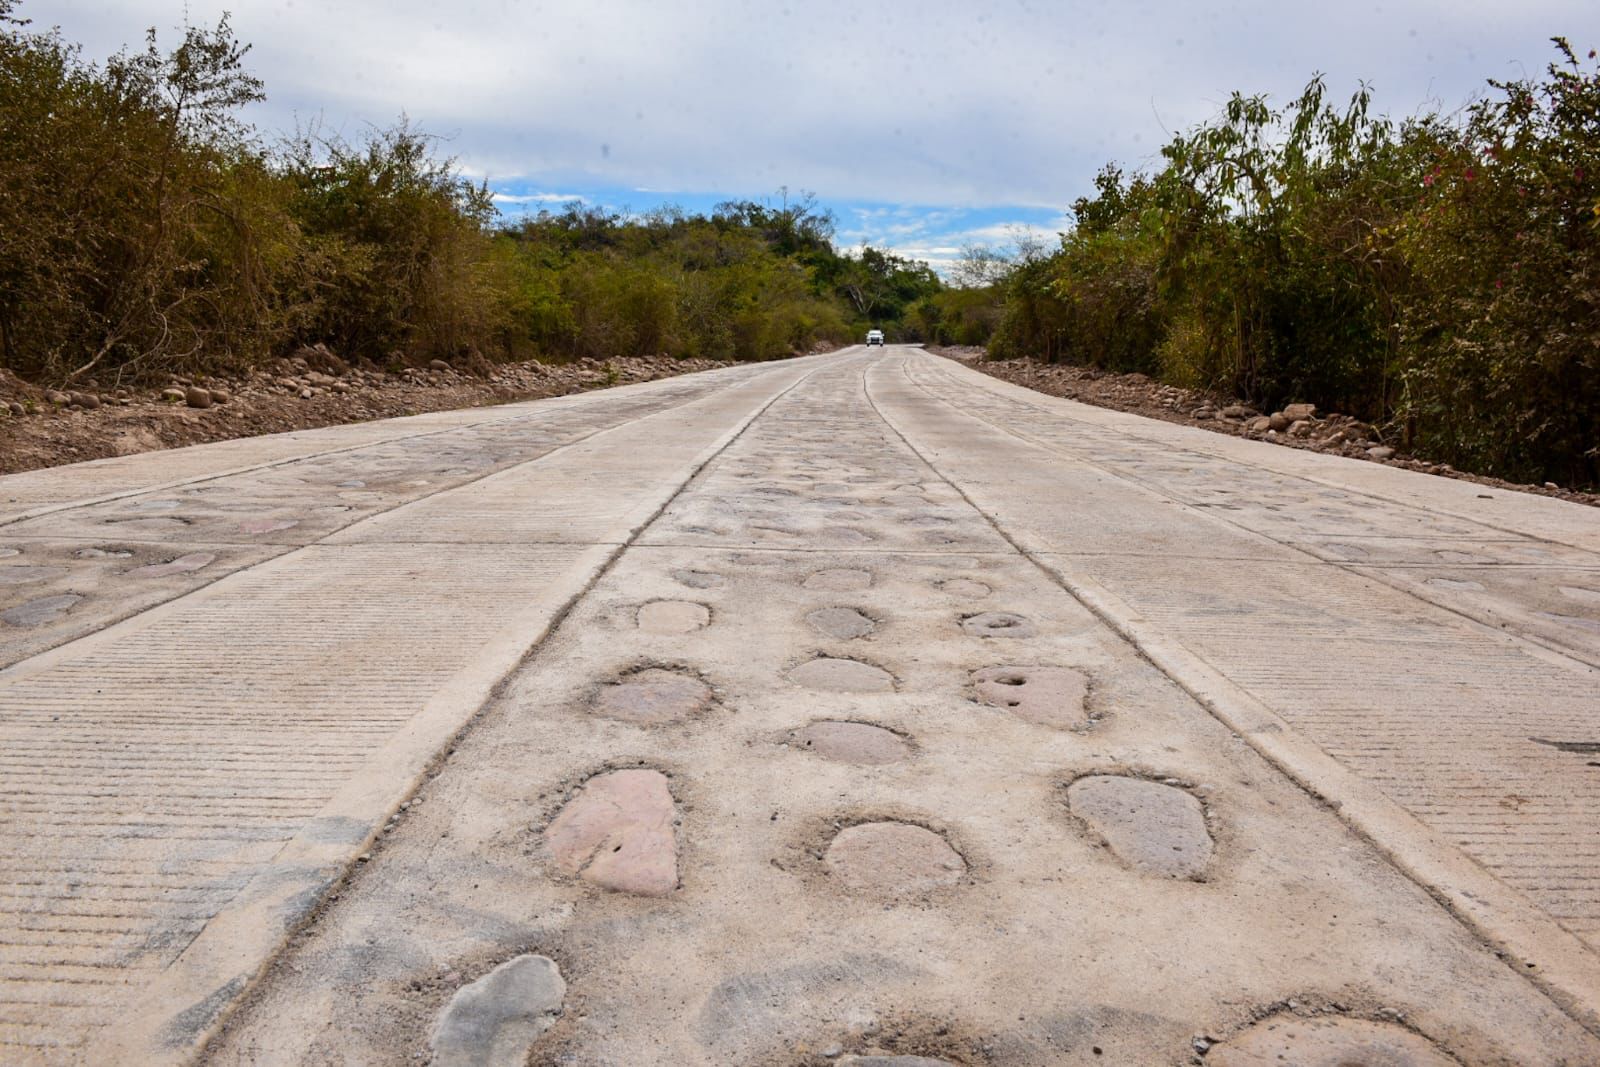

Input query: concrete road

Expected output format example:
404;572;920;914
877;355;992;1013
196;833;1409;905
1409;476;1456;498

1;348;1597;1065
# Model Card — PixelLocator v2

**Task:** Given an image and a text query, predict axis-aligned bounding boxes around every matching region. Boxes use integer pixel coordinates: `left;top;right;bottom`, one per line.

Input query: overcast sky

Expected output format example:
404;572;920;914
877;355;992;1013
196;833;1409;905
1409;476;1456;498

36;0;1596;271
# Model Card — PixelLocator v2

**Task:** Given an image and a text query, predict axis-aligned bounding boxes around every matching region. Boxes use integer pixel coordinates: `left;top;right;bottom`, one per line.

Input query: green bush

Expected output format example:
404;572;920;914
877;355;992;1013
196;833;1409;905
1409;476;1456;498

988;43;1599;485
0;6;937;385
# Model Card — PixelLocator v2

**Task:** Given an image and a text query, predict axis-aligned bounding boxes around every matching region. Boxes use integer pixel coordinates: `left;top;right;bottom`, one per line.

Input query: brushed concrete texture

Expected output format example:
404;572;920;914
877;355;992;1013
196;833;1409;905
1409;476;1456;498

0;354;824;1064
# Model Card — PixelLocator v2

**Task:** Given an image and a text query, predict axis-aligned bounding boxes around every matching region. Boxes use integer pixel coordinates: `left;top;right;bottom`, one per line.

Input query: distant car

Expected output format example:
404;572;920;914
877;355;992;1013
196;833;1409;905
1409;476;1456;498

866;329;884;346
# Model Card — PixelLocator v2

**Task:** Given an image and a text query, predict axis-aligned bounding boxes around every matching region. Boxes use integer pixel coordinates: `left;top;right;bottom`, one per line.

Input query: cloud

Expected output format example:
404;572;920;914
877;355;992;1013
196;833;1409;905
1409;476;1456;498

36;0;1594;233
490;191;586;205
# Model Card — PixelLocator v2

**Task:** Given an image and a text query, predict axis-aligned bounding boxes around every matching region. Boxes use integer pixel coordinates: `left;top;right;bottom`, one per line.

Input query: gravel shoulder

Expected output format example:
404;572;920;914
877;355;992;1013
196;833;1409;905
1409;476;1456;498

0;351;813;476
933;346;1598;508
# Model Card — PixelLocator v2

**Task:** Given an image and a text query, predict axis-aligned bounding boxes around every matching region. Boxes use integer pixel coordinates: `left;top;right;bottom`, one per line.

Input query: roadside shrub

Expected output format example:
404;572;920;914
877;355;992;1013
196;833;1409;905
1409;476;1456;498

0;5;938;384
988;42;1599;485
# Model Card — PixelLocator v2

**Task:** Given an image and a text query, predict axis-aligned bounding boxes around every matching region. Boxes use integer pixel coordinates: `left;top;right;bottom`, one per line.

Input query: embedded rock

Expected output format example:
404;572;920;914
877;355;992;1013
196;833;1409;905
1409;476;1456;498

545;769;677;896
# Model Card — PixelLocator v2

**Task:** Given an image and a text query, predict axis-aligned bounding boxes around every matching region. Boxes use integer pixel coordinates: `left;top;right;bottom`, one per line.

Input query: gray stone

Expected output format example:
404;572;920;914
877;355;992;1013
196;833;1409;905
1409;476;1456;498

636;600;711;634
1282;402;1317;421
430;954;565;1067
1268;413;1291;432
804;568;872;592
1367;445;1396;460
806;606;876;640
938;577;991;598
184;386;212;409
960;611;1035;638
788;657;894;693
1068;775;1213;879
839;1057;958;1067
238;517;298;534
0;565;67;585
160;387;186;403
2;594;83;627
673;569;725;589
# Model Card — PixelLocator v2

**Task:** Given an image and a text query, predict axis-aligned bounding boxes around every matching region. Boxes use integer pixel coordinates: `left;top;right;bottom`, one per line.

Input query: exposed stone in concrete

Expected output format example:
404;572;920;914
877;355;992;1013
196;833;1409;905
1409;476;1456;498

2;594;83;627
825;821;965;895
0;548;18;558
961;611;1035;638
430;954;566;1067
637;600;711;635
788;657;895;693
1207;1015;1460;1066
805;568;873;592
971;665;1091;730
840;1057;958;1067
938;578;991;598
673;569;725;589
1067;775;1213;879
806;606;876;640
591;669;711;724
127;552;217;579
239;517;299;534
790;721;909;765
545;769;678;896
75;547;133;559
0;565;66;585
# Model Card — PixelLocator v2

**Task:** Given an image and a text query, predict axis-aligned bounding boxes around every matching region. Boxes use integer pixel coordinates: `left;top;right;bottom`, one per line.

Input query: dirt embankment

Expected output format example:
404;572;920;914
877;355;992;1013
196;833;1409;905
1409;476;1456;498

0;351;778;476
933;346;1598;507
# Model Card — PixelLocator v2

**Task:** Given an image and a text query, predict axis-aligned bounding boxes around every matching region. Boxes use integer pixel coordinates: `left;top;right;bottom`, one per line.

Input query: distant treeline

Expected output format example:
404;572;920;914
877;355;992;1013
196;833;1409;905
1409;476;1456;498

0;3;947;385
962;40;1599;486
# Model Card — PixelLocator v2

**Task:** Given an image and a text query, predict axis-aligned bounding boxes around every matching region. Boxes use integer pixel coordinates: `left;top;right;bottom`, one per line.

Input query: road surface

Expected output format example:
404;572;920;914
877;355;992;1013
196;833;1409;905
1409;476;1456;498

1;347;1597;1064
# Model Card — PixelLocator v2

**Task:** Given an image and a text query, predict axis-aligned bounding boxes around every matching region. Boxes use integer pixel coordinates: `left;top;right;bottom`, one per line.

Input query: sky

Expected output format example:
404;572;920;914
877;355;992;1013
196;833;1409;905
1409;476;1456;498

35;0;1597;274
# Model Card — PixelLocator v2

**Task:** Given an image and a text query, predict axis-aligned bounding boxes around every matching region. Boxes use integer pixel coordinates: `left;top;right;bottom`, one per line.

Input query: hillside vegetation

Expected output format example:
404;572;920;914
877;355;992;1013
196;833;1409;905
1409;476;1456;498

0;4;938;386
960;41;1599;486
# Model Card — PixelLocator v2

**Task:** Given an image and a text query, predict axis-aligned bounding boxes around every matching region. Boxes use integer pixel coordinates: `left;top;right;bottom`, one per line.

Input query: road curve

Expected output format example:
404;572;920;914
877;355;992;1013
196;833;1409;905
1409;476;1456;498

1;347;1597;1065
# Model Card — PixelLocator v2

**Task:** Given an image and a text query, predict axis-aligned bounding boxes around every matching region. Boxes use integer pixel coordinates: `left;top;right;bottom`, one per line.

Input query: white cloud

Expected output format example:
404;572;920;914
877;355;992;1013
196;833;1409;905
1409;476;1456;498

36;0;1595;212
491;192;586;205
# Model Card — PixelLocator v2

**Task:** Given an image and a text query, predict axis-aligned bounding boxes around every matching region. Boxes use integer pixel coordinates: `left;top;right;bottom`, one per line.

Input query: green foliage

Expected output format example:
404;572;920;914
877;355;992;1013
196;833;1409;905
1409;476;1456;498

1393;39;1600;482
988;43;1600;485
0;6;933;386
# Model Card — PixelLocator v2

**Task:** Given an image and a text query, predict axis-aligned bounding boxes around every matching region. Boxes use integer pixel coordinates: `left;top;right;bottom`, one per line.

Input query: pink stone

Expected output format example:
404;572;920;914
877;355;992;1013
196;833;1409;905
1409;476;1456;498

592;669;710;723
971;666;1090;730
825;821;965;895
239;517;298;534
545;769;677;896
791;721;909;765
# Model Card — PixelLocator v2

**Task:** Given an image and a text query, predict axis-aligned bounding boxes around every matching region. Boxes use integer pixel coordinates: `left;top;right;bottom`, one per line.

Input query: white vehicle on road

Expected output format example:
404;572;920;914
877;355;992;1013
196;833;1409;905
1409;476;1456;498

866;329;884;346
